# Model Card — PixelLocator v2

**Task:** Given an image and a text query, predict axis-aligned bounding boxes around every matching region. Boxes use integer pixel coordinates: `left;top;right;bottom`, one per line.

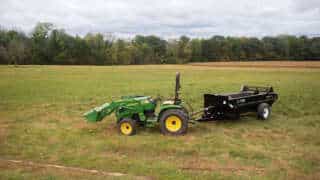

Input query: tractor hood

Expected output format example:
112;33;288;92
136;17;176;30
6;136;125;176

84;96;152;123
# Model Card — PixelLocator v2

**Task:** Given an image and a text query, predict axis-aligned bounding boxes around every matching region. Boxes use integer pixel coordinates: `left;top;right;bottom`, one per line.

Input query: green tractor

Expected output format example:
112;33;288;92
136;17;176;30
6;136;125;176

84;73;189;136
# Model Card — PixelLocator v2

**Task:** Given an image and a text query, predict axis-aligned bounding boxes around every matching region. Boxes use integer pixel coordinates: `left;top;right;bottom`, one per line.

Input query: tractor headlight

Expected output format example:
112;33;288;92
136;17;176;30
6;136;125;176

163;100;174;105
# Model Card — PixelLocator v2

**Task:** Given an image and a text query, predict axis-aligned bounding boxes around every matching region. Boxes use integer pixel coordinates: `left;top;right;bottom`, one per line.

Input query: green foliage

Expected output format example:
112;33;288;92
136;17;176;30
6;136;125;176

0;23;320;65
31;22;53;64
190;38;202;62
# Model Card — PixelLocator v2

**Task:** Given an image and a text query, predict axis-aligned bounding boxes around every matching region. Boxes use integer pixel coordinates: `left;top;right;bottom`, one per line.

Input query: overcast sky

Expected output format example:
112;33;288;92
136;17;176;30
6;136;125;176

0;0;319;38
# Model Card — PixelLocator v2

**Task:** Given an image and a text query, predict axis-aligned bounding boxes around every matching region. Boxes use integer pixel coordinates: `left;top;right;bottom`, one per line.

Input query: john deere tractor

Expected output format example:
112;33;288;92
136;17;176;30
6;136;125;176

84;73;189;136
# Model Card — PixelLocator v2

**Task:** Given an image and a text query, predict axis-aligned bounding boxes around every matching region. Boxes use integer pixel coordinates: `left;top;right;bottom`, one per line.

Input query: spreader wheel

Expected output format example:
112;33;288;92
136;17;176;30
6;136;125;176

257;103;271;120
159;109;188;135
117;118;136;136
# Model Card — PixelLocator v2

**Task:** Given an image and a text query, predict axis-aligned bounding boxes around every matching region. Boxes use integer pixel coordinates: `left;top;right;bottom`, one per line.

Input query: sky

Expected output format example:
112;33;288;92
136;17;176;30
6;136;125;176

0;0;319;38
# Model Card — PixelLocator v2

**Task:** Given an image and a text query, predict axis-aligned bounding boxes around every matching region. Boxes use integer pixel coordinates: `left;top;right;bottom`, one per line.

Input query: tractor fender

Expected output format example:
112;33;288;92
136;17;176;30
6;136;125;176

158;105;184;121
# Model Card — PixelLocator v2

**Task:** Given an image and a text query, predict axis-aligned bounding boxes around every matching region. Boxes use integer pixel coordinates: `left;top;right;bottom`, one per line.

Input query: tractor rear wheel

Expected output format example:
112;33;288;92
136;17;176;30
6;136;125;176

159;109;188;135
117;118;136;136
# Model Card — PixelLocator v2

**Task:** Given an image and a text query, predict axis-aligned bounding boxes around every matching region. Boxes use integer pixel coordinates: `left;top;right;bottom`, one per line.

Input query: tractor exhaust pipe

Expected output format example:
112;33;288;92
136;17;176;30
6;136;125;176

174;72;181;105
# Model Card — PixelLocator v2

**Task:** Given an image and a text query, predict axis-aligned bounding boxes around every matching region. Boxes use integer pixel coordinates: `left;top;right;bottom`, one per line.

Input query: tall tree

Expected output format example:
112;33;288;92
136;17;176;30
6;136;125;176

190;38;202;62
31;22;53;64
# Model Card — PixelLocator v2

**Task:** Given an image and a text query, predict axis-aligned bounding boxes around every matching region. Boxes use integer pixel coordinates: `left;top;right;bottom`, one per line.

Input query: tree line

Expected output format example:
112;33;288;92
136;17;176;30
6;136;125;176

0;22;320;65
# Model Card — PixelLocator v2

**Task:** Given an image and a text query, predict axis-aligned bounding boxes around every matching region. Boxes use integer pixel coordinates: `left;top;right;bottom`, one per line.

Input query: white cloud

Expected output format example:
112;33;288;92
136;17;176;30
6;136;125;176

0;0;319;38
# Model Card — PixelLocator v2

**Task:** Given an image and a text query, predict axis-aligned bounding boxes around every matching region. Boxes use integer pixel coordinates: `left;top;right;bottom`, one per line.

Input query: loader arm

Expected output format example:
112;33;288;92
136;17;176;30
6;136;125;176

84;101;119;122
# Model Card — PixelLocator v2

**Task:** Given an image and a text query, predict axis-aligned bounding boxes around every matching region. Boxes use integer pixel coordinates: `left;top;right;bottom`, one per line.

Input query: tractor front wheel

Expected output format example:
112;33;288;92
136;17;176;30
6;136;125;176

117;118;136;136
159;109;188;135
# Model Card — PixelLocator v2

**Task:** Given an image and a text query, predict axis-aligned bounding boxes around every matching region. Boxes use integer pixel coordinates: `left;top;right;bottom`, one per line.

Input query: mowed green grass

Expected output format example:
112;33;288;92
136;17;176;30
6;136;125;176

0;65;319;179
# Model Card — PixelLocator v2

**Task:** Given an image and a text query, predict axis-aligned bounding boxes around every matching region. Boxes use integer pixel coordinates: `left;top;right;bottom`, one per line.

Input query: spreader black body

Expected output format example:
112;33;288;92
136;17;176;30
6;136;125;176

199;86;278;121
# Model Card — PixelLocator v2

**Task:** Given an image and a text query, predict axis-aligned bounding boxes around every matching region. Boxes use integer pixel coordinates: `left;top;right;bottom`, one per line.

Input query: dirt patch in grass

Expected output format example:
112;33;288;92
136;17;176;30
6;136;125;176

182;157;319;179
0;115;10;144
180;158;265;175
242;129;289;140
0;159;152;180
0;124;9;143
189;61;320;68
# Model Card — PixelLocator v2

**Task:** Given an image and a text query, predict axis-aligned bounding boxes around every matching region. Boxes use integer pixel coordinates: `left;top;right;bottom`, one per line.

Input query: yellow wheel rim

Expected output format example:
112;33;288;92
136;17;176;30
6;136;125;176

165;116;182;132
120;122;132;135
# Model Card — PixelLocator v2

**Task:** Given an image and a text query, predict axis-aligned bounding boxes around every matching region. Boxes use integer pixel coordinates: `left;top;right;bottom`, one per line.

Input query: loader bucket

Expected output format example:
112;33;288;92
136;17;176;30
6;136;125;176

83;103;111;122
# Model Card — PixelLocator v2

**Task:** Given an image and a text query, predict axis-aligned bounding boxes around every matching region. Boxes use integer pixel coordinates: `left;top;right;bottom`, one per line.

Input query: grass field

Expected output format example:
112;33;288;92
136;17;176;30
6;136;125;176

0;64;320;179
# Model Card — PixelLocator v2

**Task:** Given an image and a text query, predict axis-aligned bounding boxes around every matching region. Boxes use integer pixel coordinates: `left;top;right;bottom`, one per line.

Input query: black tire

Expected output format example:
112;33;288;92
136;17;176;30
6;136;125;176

257;103;271;120
159;109;188;135
117;118;137;136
